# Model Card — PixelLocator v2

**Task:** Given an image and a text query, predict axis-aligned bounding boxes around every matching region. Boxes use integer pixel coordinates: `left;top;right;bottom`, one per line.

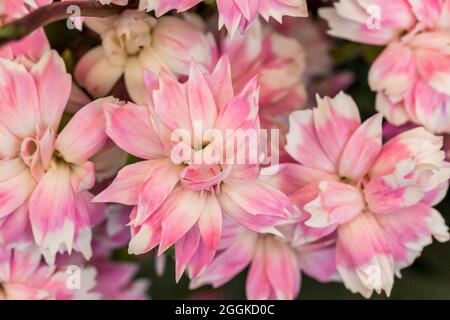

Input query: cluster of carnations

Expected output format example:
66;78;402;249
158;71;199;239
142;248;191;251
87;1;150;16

0;0;448;300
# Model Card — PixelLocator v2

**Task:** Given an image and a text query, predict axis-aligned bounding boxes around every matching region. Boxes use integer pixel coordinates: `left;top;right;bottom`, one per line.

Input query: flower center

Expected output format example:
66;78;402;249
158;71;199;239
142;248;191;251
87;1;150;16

103;10;156;65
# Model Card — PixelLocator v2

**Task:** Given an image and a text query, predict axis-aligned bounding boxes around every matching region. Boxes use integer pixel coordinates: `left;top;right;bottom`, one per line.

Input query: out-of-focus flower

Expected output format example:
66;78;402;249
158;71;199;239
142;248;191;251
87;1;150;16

214;0;308;37
0;51;112;264
285;92;450;298
273;16;354;99
95;0;308;37
191;217;337;300
138;0;202;16
0;246;99;300
0;0;52;63
221;18;307;162
57;205;150;300
222;18;306;130
320;0;450;134
319;0;415;45
0;0;52;21
95;56;298;281
75;10;218;104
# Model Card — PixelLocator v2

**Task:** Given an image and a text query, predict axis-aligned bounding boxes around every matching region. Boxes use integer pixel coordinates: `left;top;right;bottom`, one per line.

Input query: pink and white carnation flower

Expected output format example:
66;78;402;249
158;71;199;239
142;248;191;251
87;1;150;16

320;0;450;134
0;51;112;264
95;56;298;280
285;92;450;298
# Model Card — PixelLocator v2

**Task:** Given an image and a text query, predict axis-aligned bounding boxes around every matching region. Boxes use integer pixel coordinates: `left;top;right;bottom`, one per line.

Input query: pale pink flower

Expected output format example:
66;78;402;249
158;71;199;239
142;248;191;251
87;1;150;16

0;246;99;300
95;56;297;280
320;0;450;134
285;92;450;298
75;10;218;104
190;216;337;300
0;51;112;264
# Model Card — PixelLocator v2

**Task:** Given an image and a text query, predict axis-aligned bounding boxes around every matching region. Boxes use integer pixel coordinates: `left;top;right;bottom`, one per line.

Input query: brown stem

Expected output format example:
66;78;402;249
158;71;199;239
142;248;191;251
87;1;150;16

0;0;139;48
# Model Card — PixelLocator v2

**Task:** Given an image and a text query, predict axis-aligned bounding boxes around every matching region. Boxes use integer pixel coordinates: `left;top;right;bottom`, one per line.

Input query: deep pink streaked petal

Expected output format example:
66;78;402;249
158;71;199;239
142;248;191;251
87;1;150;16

214;76;259;134
134;159;181;226
6;29;50;62
31;51;71;131
0;204;33;248
56;97;114;165
369;42;417;101
365;174;424;214
338;114;383;182
286;109;335;173
94;161;153;206
305;181;365;228
175;225;201;282
265;237;300;300
204;55;234;111
375;203;449;270
336;212;395;298
221;179;296;219
0;58;40;138
298;244;339;283
186;236;217;279
188;61;218;133
152;71;193;137
245;241;272;300
0;159;35;219
190;229;256;289
198;194;222;251
158;189;205;254
218;192;285;235
29;163;77;264
104;102;163;160
313;93;361;165
260;163;328;197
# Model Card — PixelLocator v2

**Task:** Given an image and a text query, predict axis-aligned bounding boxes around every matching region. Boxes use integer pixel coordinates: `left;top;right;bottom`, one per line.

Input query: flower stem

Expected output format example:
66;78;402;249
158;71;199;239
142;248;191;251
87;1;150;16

0;0;139;48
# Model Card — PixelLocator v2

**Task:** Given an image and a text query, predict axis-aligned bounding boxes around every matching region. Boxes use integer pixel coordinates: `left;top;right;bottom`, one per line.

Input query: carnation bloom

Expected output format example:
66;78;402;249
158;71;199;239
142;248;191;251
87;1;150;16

190;215;337;300
0;51;111;263
75;10;218;104
320;0;450;134
95;56;297;280
285;92;450;298
0;246;98;300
